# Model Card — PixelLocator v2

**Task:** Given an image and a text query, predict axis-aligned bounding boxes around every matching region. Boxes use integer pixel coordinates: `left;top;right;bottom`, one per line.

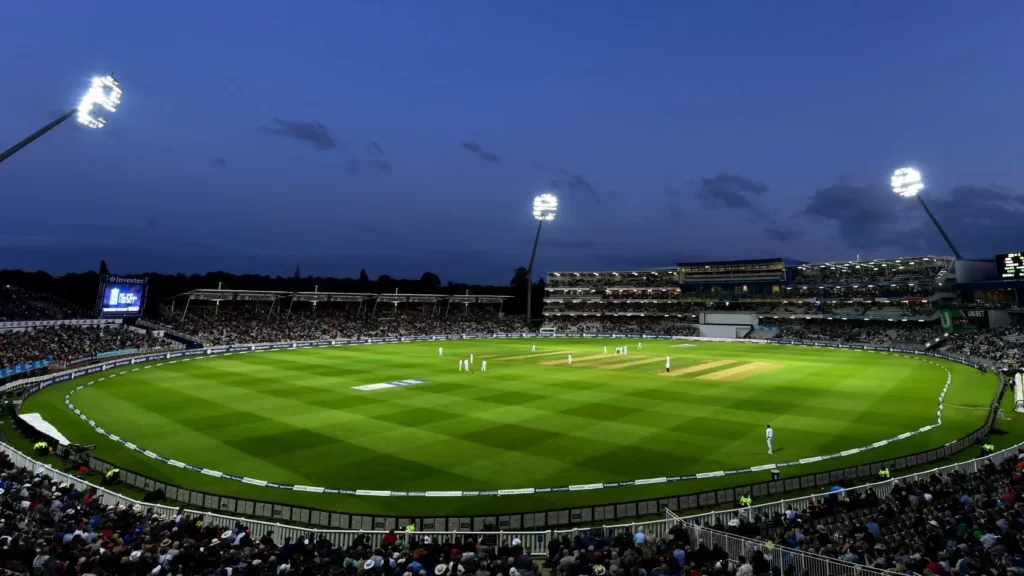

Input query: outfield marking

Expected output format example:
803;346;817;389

598;356;664;369
658;359;736;377
352;379;430;391
540;353;610;366
485;350;568;361
697;362;782;381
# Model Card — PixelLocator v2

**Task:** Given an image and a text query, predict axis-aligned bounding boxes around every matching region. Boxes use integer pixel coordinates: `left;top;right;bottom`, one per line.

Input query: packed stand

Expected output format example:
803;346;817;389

943;325;1024;372
541;317;698;336
0;450;544;576
0;326;168;369
791;258;948;286
0;286;85;322
694;451;1024;574
165;307;527;346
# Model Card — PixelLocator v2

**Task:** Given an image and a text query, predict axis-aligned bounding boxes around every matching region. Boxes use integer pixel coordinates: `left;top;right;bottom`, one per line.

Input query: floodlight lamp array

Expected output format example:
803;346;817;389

533;193;558;221
76;76;122;129
891;167;924;198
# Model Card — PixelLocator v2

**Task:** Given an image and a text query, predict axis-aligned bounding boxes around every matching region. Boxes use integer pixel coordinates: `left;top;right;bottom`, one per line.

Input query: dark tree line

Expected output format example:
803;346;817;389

0;263;547;322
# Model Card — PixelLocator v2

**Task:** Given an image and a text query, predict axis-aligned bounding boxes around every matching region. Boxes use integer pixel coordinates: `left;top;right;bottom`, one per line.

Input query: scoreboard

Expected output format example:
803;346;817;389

997;253;1024;279
95;275;148;318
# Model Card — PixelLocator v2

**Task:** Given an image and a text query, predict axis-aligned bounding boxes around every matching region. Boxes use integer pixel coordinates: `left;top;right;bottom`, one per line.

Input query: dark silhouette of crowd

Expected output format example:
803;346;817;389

0;326;167;370
0;287;85;323
164;307;526;346
540;317;699;336
943;326;1024;371
0;449;541;576
679;452;1024;575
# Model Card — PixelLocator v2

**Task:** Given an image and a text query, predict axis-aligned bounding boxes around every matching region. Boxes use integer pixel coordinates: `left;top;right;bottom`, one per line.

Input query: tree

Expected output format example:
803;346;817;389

358;268;369;282
510;266;529;289
419;272;441;291
99;260;110;276
293;265;301;279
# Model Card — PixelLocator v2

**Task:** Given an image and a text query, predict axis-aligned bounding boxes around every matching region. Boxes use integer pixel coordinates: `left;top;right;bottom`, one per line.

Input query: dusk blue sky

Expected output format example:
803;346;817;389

2;1;1023;284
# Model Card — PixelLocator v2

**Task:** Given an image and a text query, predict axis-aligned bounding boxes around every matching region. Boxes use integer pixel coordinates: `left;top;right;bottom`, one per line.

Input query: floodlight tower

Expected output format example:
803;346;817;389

890;167;962;259
526;193;558;326
0;75;122;166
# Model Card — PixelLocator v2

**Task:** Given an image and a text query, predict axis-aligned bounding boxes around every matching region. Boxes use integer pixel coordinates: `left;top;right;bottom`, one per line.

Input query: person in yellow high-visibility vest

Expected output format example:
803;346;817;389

103;468;120;485
878;468;890;480
982;443;995;456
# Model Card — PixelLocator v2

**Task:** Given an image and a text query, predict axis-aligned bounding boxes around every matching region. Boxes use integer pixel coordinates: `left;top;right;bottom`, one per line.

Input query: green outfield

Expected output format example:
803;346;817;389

20;338;999;516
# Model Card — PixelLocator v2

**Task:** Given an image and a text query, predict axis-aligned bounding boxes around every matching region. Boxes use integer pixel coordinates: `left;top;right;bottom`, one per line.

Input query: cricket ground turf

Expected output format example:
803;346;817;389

19;338;1000;516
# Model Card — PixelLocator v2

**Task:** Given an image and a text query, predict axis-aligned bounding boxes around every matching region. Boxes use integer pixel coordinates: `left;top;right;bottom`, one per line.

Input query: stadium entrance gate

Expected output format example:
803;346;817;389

697;311;759;339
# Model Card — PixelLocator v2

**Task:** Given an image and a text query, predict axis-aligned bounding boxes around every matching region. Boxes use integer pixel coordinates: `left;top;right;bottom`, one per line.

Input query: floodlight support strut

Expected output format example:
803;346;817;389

0;108;77;166
525;219;544;326
916;194;962;259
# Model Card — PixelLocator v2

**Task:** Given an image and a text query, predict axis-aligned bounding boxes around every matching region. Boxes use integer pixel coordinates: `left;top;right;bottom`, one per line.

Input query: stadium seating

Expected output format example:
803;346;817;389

0;326;168;371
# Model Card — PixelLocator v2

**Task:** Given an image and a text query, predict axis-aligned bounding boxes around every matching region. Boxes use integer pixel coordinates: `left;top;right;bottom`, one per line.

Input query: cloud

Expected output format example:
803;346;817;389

263;119;341;151
462;141;501;163
800;181;922;252
762;224;803;242
695;174;768;210
213;157;228;167
917;184;1024;258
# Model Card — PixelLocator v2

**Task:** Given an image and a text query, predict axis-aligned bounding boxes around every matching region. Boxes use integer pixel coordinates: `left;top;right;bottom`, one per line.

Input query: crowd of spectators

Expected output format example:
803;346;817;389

547;273;676;290
791;259;948;285
165;307;527;346
774;322;944;347
0;450;544;576
540;318;699;336
685;452;1024;575
0;326;169;370
943;326;1024;371
0;287;85;323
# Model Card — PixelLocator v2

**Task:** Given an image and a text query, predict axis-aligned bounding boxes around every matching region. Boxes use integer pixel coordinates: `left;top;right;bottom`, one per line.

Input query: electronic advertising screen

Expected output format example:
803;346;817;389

997;253;1024;279
95;275;148;318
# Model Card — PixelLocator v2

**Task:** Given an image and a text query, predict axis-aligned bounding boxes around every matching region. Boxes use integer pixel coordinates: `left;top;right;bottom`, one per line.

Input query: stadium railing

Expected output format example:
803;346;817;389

0;333;1006;539
1;434;1020;563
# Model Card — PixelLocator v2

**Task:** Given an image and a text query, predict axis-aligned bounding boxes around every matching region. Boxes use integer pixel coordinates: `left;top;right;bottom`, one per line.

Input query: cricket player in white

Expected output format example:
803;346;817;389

458;359;464;372
766;424;774;455
481;360;487;372
665;355;671;373
568;353;573;365
603;346;608;354
638;342;643;351
470;353;474;364
438;347;443;356
531;344;536;352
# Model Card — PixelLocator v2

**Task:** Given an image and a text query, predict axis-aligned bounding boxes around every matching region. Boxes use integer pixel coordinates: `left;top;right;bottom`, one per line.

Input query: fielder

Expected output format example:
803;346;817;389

766;424;774;455
458;359;464;372
470;353;474;364
481;360;487;372
567;353;573;365
665;355;671;373
603;346;608;354
531;344;536;352
438;347;443;356
638;342;643;351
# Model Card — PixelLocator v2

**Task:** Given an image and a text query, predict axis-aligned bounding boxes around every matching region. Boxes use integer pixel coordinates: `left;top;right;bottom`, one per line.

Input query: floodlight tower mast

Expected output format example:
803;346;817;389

526;193;558;326
0;75;121;167
891;167;962;259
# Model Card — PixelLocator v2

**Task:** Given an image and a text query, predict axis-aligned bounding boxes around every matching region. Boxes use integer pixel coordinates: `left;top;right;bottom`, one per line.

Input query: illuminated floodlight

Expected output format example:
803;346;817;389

76;75;122;129
533;193;558;221
891;167;924;198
